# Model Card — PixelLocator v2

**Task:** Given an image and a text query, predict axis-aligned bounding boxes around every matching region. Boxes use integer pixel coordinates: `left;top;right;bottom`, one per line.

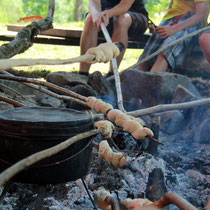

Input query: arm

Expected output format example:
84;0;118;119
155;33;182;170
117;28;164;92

173;2;207;32
156;1;207;39
88;0;103;27
89;0;101;17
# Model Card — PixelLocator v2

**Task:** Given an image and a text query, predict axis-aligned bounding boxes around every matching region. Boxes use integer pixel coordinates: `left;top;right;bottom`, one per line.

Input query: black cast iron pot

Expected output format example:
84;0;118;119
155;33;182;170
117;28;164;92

0;107;94;184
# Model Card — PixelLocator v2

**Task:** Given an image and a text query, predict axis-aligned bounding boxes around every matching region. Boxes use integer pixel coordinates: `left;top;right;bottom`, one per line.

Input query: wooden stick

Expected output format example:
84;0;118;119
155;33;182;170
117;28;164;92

0;94;25;107
0;42;124;69
92;142;99;150
130;25;210;69
0;54;95;70
0;70;87;106
128;98;210;117
146;135;163;145
0;74;87;102
100;22;126;113
149;193;197;210
0;129;102;187
0;82;37;105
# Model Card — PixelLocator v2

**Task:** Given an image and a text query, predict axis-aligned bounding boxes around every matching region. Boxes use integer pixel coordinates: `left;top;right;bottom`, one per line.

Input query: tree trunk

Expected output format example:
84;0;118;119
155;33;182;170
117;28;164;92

73;0;83;21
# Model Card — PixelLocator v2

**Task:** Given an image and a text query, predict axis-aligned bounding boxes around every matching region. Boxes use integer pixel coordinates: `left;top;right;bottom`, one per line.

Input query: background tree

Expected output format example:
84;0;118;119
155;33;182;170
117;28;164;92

74;0;83;21
0;0;170;24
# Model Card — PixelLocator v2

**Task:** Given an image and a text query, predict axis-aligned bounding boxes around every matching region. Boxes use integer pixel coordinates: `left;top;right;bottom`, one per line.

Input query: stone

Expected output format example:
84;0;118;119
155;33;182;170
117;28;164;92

66;84;98;110
46;71;88;87
193;118;210;144
174;52;210;80
88;71;116;104
172;84;198;104
119;69;200;108
155;110;185;134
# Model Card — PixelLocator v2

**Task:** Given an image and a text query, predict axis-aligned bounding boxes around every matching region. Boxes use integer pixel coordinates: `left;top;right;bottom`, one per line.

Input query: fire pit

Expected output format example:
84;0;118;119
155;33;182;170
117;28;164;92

0;107;94;184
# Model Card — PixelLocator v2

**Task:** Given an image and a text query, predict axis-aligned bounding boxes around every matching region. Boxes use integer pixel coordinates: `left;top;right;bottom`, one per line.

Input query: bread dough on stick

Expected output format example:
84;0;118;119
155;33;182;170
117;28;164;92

86;42;120;64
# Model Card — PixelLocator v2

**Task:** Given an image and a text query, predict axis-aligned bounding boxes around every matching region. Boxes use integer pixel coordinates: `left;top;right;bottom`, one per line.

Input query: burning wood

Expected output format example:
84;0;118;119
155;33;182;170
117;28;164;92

148;193;198;210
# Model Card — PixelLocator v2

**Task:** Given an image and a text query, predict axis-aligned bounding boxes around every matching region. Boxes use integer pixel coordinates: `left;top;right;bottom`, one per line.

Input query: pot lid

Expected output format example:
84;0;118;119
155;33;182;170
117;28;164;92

0;107;93;127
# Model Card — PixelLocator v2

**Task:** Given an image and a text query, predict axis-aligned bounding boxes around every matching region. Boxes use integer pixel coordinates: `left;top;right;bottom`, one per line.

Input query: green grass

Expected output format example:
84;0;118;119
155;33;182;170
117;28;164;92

0;22;142;76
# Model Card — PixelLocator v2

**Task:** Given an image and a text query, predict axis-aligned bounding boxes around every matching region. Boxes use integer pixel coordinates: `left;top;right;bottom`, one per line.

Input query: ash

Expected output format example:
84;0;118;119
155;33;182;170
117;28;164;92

0;129;209;210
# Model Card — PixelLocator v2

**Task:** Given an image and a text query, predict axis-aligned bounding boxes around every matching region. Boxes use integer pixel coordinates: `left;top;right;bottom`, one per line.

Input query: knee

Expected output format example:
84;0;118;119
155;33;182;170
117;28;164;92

199;33;206;47
113;13;132;31
199;33;210;50
84;14;95;29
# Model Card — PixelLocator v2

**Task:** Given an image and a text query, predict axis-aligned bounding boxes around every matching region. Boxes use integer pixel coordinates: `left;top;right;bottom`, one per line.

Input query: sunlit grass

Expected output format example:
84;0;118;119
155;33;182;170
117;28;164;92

0;22;142;75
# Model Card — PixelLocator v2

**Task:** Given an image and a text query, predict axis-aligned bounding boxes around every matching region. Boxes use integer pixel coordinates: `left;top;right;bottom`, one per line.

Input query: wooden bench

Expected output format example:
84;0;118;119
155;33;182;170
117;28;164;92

0;24;151;49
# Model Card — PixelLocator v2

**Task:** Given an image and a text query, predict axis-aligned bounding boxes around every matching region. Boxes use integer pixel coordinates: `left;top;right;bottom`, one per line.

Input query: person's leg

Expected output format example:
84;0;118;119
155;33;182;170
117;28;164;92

135;62;150;71
199;32;210;63
108;13;133;73
150;53;169;72
79;14;100;74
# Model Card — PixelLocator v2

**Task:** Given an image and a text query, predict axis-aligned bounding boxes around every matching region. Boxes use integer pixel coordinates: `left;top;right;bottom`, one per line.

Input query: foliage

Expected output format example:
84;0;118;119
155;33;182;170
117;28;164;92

22;0;48;17
0;0;24;24
145;0;169;25
0;0;171;24
22;0;89;23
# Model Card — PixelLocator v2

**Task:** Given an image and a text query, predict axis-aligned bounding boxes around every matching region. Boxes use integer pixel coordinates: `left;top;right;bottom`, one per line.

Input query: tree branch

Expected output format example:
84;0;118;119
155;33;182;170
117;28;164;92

0;94;25;107
128;98;210;117
0;0;55;59
0;74;87;103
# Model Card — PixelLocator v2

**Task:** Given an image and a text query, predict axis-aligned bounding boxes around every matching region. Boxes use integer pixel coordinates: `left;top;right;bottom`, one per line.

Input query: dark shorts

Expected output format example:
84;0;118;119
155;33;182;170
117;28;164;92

127;11;148;41
98;3;148;41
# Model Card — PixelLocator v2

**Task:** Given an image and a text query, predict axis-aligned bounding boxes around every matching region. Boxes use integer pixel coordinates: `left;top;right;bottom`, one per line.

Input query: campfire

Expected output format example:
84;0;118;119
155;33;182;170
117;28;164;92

0;68;209;210
0;0;210;209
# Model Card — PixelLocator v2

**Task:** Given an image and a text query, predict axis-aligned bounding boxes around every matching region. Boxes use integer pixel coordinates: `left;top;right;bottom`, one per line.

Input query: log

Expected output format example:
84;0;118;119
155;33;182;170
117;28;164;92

149;193;197;210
